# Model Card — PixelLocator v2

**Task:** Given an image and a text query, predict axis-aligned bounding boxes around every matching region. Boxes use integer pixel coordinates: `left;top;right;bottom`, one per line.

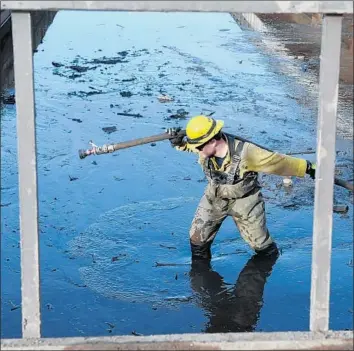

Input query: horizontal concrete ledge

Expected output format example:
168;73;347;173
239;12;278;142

1;331;353;350
1;1;353;13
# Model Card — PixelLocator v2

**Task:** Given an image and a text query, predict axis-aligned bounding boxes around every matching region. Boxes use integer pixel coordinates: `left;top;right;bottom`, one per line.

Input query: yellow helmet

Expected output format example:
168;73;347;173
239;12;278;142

186;115;224;149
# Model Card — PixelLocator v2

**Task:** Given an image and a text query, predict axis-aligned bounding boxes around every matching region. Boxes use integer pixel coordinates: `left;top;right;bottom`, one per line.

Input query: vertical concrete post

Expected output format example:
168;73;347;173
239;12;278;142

310;14;343;332
11;11;41;338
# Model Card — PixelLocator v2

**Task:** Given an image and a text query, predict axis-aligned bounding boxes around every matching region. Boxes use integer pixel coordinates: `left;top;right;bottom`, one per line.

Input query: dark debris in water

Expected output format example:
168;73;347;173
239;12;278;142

102;126;117;134
159;244;177;250
1;203;11;207
120;91;133;98
165;108;189;120
71;118;82;123
90;57;128;65
122;77;136;82
116;112;142;118
333;204;349;213
68;90;103;98
2;94;15;105
282;203;300;210
68;65;97;73
10;304;20;312
112;254;127;262
52;61;64;68
117;50;129;57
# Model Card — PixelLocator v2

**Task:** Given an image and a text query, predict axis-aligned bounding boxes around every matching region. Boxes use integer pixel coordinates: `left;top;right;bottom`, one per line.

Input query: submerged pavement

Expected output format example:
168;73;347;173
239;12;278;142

1;11;353;338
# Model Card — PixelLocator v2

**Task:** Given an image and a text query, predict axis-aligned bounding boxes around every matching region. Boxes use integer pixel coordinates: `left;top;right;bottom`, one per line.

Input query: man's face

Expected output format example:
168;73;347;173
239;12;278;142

197;139;216;157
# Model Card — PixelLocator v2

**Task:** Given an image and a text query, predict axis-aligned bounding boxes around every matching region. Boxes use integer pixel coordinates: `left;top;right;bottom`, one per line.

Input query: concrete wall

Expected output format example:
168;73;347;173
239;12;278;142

256;13;353;84
0;11;57;92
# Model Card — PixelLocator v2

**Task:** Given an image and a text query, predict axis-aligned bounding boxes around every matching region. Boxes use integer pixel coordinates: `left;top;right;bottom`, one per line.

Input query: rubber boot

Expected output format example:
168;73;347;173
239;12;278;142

255;242;279;257
190;241;212;260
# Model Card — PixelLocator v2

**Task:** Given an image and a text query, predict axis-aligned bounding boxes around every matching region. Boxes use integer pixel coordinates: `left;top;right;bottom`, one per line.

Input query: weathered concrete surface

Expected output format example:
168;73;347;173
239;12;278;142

1;331;353;350
1;1;354;13
231;12;353;141
256;14;353;84
0;11;57;91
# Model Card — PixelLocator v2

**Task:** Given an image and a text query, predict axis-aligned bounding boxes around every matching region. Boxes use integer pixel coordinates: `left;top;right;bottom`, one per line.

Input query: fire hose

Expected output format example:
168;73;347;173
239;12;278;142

78;130;353;192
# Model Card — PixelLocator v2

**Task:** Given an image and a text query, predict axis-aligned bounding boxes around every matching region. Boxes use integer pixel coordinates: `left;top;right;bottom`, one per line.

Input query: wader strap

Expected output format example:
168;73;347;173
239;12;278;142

226;140;244;185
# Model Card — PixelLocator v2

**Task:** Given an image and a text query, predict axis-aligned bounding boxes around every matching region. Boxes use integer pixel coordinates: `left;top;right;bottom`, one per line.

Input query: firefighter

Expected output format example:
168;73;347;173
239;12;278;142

167;115;316;260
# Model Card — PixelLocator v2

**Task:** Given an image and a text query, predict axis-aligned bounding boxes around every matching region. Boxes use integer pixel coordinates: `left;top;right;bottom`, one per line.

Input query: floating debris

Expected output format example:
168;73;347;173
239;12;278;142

333;205;349;213
283;177;293;187
105;322;115;329
154;262;189;267
10;303;20;312
159;244;177;250
52;61;64;67
112;254;127;262
1;203;11;207
68;65;92;73
90;56;128;65
68;90;103;98
120;91;133;98
116;112;142;118
122;77;136;82
68;73;82;80
166;108;189;120
2;94;15;105
69;175;78;181
117;50;129;57
71;118;82;123
283;203;299;210
158;94;174;103
102;126;117;134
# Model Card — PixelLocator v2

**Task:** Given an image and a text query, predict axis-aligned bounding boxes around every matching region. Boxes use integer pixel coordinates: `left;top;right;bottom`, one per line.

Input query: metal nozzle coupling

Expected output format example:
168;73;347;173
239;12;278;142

79;149;88;159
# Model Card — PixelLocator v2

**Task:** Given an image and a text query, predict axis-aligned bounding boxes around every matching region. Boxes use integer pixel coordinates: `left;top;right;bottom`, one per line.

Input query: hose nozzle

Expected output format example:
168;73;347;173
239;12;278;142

79;149;89;159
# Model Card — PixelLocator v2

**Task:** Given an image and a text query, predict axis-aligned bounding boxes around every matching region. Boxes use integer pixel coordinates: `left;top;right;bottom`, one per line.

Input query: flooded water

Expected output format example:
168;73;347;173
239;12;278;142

1;11;353;338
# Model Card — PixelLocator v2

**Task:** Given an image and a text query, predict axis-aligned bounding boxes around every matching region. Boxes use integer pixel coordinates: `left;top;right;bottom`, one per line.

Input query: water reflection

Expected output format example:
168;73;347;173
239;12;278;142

189;250;279;333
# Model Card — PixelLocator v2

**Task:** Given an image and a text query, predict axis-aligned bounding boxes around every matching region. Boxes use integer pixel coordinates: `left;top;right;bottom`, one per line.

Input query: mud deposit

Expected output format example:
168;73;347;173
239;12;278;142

1;11;353;338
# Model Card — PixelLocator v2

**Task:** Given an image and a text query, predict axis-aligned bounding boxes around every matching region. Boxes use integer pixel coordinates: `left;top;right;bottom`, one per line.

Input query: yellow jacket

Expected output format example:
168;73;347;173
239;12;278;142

176;139;307;178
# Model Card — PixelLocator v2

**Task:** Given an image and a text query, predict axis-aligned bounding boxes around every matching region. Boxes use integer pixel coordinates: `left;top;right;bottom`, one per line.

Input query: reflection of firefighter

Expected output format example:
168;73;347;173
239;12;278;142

189;246;279;333
167;115;316;259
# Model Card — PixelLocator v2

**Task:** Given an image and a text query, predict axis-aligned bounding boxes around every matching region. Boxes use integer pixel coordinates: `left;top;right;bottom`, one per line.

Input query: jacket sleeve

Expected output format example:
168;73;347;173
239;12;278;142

241;142;307;177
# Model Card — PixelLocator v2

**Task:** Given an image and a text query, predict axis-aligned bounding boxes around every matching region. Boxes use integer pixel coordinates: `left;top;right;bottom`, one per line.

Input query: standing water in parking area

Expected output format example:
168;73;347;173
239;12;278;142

1;11;353;338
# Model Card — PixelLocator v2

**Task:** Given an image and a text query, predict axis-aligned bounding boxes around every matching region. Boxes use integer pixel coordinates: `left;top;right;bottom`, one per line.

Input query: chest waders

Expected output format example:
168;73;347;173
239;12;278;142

190;133;275;260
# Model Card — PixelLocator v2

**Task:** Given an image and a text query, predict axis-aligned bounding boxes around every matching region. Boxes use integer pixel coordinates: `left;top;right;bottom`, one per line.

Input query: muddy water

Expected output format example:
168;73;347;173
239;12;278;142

1;11;353;338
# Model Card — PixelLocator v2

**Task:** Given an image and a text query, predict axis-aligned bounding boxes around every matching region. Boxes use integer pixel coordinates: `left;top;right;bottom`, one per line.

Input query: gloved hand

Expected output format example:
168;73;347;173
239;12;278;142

166;127;185;147
306;160;316;179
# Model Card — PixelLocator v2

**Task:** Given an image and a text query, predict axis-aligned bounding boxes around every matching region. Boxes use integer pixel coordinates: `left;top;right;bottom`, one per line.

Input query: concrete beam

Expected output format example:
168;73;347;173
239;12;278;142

1;331;353;350
310;15;343;332
11;11;41;338
1;1;353;13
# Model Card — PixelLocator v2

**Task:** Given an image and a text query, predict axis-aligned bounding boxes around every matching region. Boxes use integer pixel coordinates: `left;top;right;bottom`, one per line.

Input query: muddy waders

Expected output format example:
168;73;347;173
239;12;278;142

189;134;276;260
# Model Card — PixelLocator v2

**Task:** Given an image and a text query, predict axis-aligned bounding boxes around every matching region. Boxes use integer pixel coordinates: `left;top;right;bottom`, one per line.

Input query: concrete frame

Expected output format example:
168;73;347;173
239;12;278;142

1;1;353;13
1;331;353;350
1;1;353;349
